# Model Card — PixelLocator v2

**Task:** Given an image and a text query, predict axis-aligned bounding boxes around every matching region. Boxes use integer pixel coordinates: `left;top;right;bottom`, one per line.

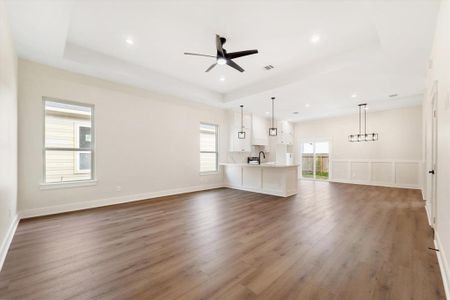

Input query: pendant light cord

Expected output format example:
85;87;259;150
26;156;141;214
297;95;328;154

240;105;244;131
271;97;275;127
364;104;367;135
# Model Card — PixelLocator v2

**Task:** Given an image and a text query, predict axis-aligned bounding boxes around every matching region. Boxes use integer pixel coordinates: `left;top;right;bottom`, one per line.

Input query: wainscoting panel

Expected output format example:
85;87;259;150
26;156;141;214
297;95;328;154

395;162;420;187
330;159;422;189
371;162;394;184
331;161;349;180
350;161;370;181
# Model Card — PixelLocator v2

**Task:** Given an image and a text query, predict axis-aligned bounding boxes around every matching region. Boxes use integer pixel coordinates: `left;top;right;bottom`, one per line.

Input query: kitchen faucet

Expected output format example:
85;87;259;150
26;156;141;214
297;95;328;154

258;151;266;164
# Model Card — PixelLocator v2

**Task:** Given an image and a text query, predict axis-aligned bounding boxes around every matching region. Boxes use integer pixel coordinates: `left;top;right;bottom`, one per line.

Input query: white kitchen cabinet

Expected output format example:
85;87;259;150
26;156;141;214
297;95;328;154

251;115;269;145
222;163;299;197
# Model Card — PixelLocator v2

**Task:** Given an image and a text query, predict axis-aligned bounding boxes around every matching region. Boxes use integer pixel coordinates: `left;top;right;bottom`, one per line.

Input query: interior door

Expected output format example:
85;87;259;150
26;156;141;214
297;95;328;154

429;83;438;228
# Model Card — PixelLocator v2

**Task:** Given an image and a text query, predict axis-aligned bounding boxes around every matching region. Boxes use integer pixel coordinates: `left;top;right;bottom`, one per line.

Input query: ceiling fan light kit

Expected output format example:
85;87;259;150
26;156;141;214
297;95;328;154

348;103;379;142
184;34;258;73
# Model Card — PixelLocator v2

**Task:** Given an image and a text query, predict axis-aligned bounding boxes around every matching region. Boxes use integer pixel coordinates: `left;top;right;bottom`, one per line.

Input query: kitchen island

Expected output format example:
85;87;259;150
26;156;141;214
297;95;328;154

220;163;299;197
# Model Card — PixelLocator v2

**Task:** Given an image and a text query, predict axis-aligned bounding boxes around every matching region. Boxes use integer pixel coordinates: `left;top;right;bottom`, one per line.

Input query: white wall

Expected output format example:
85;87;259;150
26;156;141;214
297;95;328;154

423;0;450;296
294;106;423;188
18;59;228;217
0;0;18;268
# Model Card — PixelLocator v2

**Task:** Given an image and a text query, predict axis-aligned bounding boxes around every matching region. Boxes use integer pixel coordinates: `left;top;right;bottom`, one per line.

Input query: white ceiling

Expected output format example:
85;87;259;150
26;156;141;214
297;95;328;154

5;0;439;121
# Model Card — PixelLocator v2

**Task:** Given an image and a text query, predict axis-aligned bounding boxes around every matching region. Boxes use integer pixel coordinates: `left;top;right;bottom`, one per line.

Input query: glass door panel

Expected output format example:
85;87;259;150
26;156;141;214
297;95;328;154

314;142;329;180
301;140;330;180
301;142;314;178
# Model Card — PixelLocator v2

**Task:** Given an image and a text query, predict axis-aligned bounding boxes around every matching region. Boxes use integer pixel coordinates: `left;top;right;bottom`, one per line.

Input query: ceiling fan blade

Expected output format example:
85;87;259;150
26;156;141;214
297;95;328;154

216;34;225;57
226;50;258;59
184;52;216;58
226;59;244;72
205;63;217;72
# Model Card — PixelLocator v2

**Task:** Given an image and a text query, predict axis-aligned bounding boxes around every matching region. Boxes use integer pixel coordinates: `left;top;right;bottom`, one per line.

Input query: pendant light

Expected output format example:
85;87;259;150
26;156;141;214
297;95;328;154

348;103;378;142
269;97;277;136
238;105;246;139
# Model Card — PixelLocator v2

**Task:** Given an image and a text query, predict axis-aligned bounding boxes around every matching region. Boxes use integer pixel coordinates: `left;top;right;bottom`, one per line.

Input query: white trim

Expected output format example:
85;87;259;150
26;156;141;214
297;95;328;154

224;184;294;197
21;183;223;219
329;178;421;190
435;231;450;299
0;214;19;271
199;171;221;176
424;204;432;227
40;179;98;190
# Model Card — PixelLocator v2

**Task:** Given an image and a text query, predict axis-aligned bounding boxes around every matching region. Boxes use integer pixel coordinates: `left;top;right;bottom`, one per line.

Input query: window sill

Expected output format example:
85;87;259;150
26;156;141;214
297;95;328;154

200;171;220;176
40;179;98;190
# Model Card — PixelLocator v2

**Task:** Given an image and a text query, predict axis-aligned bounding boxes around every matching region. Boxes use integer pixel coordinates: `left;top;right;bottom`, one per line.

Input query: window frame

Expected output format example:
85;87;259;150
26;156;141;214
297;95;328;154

199;122;219;174
42;97;96;185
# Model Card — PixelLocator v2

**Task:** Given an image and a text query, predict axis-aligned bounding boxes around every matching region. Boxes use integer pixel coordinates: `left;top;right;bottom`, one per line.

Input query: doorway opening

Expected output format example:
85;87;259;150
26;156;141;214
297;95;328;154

301;140;330;180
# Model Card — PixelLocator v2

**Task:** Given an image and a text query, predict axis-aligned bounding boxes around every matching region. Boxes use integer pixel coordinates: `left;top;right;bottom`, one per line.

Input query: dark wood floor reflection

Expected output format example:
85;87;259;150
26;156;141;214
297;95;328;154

0;181;445;299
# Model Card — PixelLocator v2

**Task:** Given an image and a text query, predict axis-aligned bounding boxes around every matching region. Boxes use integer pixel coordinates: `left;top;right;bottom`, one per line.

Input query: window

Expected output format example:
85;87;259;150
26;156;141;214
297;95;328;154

200;123;218;173
44;99;94;183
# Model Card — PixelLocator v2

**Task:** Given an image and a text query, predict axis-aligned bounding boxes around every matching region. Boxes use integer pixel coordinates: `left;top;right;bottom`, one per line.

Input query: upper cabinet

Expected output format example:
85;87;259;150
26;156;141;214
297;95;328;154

227;110;294;151
277;120;294;145
251;115;269;146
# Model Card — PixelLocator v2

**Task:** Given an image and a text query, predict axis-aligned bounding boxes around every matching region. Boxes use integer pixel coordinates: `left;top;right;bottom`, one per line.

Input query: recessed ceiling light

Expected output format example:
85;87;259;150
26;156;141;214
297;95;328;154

265;111;270;115
310;34;320;44
305;103;311;108
220;76;225;82
351;93;357;98
125;38;134;45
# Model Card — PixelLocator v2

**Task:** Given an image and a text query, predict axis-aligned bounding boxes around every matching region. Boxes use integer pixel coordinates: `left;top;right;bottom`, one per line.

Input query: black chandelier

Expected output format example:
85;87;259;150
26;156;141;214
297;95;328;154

348;103;378;142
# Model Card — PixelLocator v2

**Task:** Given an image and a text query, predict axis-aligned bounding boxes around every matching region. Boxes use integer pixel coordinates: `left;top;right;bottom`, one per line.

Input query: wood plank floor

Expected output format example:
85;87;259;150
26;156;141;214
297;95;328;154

0;181;445;299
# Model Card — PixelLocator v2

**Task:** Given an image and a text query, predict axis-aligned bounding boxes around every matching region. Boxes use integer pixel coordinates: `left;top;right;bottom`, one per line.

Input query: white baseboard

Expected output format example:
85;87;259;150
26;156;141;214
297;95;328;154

0;214;19;271
19;184;224;219
435;231;450;299
329;178;420;190
225;184;289;197
425;205;432;226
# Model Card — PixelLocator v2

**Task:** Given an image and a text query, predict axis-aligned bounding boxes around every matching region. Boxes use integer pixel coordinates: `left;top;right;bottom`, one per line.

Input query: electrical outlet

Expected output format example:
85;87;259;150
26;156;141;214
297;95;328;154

116;186;122;192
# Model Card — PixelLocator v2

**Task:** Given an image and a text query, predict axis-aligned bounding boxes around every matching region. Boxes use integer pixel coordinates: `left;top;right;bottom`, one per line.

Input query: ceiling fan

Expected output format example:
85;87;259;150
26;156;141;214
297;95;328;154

184;34;258;73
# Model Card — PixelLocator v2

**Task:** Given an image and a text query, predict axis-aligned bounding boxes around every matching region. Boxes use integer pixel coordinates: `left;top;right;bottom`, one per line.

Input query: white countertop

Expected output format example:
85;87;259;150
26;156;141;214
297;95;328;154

220;162;299;168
